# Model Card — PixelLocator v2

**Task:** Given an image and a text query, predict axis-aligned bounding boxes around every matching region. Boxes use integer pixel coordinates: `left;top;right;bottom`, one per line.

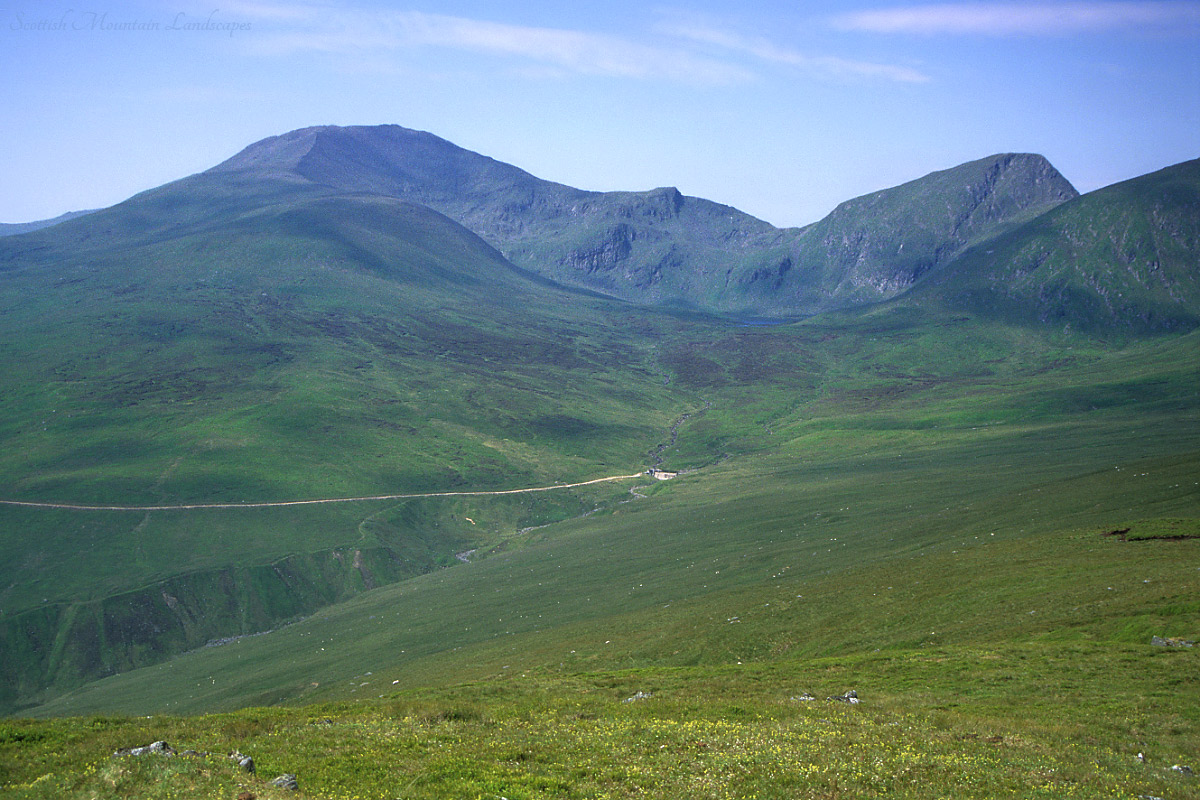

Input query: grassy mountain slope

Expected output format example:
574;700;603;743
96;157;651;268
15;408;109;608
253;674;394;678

0;177;701;709
4;634;1197;799
9;314;1197;798
922;157;1200;334
27;313;1199;716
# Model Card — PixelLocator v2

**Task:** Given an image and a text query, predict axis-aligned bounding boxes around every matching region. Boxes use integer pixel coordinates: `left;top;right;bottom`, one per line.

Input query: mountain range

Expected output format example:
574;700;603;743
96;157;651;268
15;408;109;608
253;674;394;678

0;125;1197;720
199;124;1200;328
8;124;1198;330
0;210;96;238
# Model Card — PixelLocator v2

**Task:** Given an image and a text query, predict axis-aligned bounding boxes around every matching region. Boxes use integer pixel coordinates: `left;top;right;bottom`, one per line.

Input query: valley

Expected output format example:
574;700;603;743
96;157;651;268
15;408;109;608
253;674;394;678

0;125;1197;799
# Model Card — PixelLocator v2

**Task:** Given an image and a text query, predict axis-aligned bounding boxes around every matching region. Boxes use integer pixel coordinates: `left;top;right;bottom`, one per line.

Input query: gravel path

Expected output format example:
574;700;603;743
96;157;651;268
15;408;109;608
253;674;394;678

0;471;649;512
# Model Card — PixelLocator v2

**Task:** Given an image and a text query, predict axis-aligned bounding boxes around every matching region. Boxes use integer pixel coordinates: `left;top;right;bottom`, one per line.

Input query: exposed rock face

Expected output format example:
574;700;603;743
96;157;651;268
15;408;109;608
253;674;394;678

563;224;636;273
741;256;794;291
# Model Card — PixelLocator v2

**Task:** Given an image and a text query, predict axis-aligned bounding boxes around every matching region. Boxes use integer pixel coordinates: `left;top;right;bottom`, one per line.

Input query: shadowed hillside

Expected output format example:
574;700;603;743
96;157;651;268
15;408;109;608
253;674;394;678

0;175;693;710
919;157;1200;333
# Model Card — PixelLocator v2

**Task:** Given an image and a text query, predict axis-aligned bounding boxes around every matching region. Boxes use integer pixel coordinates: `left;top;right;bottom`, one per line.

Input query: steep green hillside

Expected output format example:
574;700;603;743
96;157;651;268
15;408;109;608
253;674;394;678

924;157;1200;333
0;181;696;709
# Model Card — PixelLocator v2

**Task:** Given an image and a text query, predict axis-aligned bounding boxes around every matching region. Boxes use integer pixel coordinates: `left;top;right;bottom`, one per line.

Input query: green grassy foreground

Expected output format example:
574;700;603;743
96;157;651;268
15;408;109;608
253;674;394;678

1;642;1196;800
3;528;1197;799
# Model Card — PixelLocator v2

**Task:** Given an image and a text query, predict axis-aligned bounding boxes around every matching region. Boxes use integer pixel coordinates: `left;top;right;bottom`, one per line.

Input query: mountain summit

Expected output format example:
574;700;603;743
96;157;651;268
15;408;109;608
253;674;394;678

778;153;1078;304
211;125;782;307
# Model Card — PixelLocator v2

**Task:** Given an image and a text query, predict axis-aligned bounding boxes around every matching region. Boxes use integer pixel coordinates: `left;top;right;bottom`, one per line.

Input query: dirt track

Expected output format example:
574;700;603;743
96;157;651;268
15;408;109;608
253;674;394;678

0;471;649;512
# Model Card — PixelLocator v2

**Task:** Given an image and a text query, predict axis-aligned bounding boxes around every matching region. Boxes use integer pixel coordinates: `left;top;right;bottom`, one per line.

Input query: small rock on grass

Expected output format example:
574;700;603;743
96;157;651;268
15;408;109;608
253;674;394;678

229;751;255;774
828;689;860;704
270;774;300;791
1151;635;1195;647
116;740;175;757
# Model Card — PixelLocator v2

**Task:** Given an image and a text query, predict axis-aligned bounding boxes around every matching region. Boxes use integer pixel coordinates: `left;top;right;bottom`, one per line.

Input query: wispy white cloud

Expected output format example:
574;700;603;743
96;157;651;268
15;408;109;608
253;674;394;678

832;1;1200;36
224;3;753;84
668;24;931;83
221;3;929;85
206;1;322;23
398;12;751;82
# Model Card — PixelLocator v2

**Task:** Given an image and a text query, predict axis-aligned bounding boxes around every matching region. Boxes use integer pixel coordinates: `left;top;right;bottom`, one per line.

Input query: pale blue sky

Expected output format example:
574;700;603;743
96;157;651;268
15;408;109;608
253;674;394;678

3;1;1198;227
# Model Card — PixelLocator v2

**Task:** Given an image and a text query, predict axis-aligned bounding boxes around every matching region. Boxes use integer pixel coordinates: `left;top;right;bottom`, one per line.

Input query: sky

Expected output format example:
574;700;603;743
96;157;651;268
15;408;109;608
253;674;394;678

2;0;1198;228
